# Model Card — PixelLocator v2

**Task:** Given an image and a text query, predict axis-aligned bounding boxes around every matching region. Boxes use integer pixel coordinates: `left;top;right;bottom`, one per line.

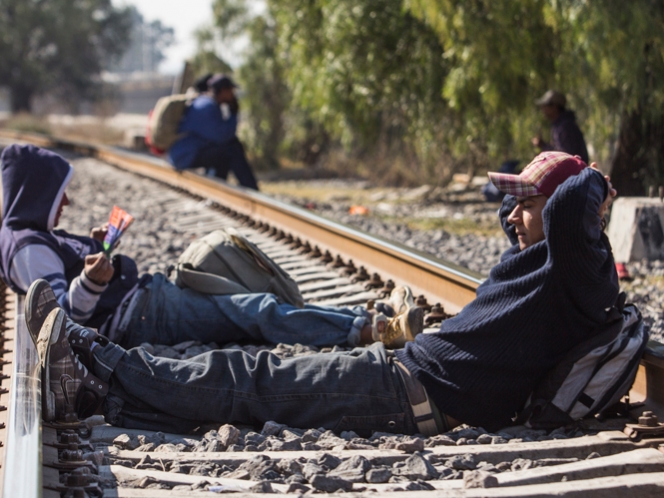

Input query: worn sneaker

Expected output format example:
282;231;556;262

374;306;424;349
25;279;59;345
26;279;107;367
37;309;108;422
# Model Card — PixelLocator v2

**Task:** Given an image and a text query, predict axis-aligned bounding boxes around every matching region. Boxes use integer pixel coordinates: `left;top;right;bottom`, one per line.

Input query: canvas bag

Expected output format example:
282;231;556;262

516;300;649;429
173;228;304;308
146;94;190;151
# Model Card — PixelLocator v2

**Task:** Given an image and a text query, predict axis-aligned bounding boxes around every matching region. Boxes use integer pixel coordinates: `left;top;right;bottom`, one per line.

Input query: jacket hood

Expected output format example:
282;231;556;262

1;144;73;231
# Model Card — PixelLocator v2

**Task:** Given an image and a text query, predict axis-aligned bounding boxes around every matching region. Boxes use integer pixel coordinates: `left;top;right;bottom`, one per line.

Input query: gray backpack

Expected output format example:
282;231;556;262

516;301;648;429
173;228;304;308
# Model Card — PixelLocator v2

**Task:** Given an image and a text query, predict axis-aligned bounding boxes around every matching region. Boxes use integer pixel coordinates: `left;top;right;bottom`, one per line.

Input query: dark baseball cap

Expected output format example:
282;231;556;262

208;74;238;92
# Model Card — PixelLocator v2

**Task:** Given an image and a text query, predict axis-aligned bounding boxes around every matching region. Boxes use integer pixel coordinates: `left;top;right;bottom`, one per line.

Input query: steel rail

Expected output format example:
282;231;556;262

0;291;42;498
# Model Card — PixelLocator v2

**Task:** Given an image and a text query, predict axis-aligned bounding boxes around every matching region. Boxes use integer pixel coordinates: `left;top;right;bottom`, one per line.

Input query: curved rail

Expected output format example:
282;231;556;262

0;291;42;498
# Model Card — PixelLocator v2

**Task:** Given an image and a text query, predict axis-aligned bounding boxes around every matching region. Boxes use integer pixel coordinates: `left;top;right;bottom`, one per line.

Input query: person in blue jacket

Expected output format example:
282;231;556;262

30;151;620;435
168;74;259;190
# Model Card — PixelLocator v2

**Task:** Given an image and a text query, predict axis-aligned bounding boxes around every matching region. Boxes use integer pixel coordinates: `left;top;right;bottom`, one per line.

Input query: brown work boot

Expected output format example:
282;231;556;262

373;306;424;349
371;285;415;317
36;309;108;422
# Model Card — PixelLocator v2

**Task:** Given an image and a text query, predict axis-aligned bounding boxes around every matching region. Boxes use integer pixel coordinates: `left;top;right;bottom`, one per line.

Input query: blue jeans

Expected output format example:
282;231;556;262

118;274;368;349
192;137;259;190
93;341;416;435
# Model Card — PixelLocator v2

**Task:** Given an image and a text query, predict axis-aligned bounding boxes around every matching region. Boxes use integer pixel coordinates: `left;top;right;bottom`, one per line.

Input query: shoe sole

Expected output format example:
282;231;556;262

25;279;58;346
405;306;424;340
391;286;414;315
37;308;66;422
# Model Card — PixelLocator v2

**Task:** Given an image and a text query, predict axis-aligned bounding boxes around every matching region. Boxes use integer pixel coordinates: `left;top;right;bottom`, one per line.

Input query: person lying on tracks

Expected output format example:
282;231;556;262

25;150;620;436
0;143;423;359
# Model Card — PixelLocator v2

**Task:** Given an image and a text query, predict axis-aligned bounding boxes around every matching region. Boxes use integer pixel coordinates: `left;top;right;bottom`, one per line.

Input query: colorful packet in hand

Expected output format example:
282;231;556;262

103;206;134;255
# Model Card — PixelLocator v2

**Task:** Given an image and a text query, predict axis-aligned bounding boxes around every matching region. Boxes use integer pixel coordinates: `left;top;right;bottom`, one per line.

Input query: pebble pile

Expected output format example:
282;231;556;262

100;420;604;493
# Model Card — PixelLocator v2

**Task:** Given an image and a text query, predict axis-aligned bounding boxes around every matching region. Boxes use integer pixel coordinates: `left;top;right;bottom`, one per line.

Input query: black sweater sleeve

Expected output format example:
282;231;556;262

544;168;615;283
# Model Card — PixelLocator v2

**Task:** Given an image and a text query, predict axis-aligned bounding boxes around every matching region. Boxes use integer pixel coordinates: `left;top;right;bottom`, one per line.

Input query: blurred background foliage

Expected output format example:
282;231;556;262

1;0;662;192
0;0;133;113
190;0;664;192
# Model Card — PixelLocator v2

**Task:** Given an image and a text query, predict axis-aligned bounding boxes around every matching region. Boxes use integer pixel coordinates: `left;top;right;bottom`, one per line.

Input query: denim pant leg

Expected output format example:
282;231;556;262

120;274;367;349
93;342;416;435
224;137;259;190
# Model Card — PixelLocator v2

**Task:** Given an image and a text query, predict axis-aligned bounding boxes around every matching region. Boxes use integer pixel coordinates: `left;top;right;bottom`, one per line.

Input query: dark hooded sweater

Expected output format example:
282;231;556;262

396;168;617;431
0;144;139;327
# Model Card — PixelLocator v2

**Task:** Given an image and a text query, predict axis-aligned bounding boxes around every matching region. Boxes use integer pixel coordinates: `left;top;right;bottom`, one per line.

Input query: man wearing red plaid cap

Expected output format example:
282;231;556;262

396;150;620;430
488;151;615;251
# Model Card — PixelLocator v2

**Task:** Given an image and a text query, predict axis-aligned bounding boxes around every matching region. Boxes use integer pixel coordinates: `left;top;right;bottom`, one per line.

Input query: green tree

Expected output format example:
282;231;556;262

269;0;456;180
191;0;291;168
0;0;132;113
405;0;664;193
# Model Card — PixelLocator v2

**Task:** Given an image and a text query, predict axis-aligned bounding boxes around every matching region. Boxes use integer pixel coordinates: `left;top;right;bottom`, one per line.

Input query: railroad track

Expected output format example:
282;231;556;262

1;130;664;497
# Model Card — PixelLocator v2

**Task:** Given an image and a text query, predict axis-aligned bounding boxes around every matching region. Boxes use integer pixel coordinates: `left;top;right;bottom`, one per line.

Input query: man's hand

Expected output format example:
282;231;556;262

590;163;617;219
84;253;114;285
90;223;108;242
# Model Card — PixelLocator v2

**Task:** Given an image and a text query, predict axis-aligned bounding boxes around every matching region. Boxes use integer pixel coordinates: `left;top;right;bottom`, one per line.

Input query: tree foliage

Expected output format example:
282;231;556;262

406;0;664;192
0;0;132;113
196;0;664;190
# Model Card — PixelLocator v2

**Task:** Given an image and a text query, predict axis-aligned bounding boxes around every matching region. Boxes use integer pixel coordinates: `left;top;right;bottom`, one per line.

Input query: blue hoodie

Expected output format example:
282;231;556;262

0;144;137;327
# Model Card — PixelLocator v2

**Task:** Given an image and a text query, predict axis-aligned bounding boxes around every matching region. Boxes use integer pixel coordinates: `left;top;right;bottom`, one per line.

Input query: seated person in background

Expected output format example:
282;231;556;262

1;144;420;365
532;90;589;164
168;74;259;190
29;151;620;435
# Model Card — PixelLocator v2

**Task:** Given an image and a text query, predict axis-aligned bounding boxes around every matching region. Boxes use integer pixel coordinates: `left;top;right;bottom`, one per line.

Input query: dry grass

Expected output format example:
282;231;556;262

2;113;52;135
1;113;126;145
260;181;499;237
51;121;125;145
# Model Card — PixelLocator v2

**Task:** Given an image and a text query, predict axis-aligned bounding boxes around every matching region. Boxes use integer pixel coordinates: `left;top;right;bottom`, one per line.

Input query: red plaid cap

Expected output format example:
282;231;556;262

488;152;587;198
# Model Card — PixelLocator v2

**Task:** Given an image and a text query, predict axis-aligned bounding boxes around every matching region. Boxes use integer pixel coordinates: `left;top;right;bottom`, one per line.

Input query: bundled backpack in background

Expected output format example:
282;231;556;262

517;301;649;429
173;228;304;308
145;94;190;154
